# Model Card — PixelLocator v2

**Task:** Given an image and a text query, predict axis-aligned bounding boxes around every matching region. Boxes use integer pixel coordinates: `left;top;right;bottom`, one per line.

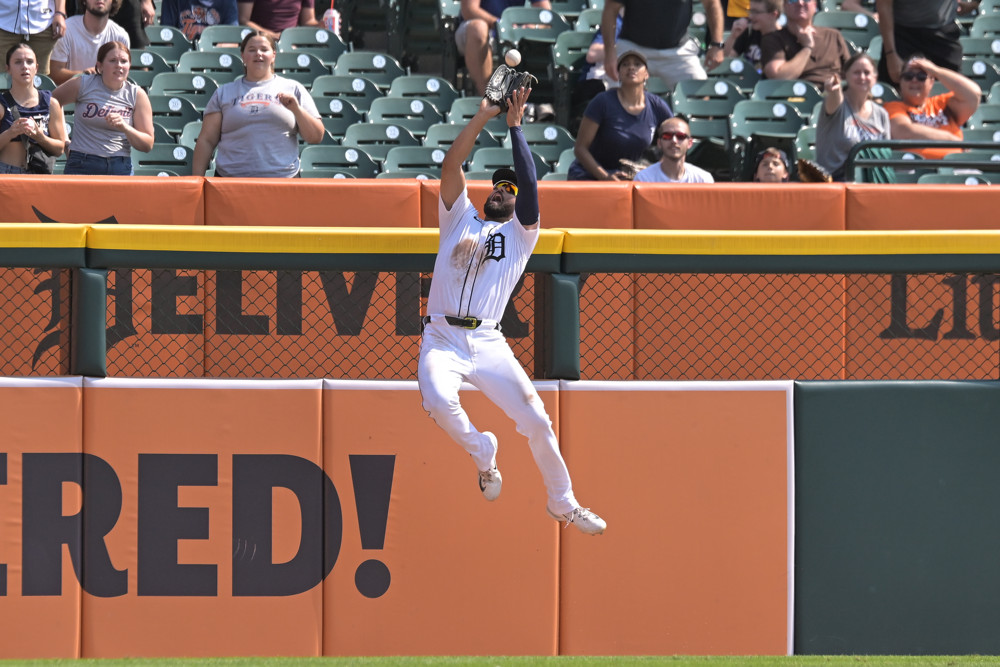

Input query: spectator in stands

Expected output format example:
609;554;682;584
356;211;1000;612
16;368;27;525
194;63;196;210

633;117;714;182
841;0;877;20
815;52;890;181
572;7;622;109
0;0;67;76
162;0;239;41
52;40;153;174
567;50;673;181
66;0;152;47
0;44;67;173
724;0;781;73
456;0;551;98
50;0;130;84
883;55;981;159
753;146;790;182
761;0;850;87
602;0;726;89
238;0;318;41
875;0;962;84
192;30;323;177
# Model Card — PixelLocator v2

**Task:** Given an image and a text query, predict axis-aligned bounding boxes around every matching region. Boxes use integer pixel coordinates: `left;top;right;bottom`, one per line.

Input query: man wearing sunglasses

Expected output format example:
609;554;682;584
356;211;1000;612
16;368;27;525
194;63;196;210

760;0;850;87
417;86;607;536
883;55;981;159
634;117;714;183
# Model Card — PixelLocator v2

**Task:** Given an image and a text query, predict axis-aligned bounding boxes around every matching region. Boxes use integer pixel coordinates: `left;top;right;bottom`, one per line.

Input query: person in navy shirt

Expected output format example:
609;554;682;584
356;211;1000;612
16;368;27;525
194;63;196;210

568;50;672;181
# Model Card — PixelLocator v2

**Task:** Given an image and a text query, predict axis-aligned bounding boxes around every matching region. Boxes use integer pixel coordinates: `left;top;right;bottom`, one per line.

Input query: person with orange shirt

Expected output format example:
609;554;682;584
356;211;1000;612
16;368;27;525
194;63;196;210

883;55;980;159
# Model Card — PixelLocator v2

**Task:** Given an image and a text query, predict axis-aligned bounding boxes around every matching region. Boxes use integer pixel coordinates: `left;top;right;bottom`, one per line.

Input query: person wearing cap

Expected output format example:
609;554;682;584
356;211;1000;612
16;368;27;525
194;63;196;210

601;0;725;89
633;117;714;183
753;147;790;182
568;49;673;181
417;86;607;537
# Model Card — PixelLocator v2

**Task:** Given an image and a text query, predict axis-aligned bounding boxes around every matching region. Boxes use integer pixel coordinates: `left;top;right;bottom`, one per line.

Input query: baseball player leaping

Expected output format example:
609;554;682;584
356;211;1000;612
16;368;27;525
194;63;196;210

417;86;606;536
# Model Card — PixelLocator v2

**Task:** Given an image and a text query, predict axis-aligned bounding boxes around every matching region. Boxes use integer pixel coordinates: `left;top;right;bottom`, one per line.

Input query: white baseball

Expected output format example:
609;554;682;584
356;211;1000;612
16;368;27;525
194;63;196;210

505;49;521;67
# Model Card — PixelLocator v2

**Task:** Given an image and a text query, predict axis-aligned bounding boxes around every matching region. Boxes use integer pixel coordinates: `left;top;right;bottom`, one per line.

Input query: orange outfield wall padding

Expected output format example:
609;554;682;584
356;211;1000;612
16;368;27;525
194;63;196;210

846;184;1000;230
0;176;206;226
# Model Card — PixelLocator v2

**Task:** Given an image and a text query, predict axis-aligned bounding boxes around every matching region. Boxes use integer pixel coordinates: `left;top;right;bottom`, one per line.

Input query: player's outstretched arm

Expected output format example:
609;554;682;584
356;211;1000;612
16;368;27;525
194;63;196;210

507;87;539;228
440;98;501;210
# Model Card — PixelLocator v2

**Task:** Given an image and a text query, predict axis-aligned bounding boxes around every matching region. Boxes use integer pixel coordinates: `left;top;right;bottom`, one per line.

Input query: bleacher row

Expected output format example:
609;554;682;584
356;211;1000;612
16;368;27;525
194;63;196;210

5;0;1000;181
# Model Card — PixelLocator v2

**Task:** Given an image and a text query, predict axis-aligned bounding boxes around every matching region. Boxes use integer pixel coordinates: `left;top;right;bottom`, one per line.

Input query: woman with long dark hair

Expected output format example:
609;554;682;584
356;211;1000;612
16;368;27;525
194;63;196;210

0;43;67;173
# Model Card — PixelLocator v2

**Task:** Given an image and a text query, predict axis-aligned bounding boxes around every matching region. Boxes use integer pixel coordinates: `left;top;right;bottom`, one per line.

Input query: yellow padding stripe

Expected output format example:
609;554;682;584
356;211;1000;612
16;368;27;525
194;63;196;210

0;224;88;249
559;230;1000;256
86;225;565;255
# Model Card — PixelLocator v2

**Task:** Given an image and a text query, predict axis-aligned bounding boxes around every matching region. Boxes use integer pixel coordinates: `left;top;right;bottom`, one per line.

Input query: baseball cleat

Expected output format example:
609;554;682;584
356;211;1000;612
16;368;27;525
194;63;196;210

478;432;502;501
547;506;606;535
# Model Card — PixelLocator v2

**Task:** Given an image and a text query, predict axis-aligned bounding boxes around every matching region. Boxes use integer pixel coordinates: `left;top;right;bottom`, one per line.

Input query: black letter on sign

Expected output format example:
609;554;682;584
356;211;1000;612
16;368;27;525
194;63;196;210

138;454;218;596
106;269;137;349
879;274;943;340
152;269;204;334
320;271;377;335
232;455;342;596
22;453;128;597
216;270;269;335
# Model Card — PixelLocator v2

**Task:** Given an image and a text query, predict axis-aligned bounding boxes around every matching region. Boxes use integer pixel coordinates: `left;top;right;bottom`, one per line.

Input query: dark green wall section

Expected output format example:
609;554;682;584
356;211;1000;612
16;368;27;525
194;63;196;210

794;380;1000;654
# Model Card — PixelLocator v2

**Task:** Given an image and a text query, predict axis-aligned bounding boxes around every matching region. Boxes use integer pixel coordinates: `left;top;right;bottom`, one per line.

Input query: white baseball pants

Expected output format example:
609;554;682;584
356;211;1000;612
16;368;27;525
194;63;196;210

417;319;579;515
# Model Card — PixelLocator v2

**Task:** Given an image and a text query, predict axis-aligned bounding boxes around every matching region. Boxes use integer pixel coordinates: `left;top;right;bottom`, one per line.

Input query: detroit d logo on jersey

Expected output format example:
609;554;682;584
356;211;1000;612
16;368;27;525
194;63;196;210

483;231;506;262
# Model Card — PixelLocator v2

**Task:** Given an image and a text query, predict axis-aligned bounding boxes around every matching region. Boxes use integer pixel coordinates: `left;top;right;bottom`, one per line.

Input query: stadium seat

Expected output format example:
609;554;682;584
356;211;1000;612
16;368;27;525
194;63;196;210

501;122;575;166
197;25;251;55
552;146;576;173
971;14;1000;39
131;143;194;175
148;94;202;135
149;72;219;111
367;96;445;137
812;10;880;52
300;144;380;177
176;50;244;85
729;99;806;181
705;57;761;95
178;120;203;150
467;146;551;177
551;30;598;127
573;7;602;33
310;74;384;114
144;24;193;65
751;78;824;116
967;103;1000;129
274;52;332;85
387;75;461;114
342;122;421;161
961;59;1000;101
382;145;447;176
447;96;509;139
277;26;348;67
312;98;365;139
916;173;992;185
496;6;572;102
128;49;173;88
423;123;501;151
333;51;407;93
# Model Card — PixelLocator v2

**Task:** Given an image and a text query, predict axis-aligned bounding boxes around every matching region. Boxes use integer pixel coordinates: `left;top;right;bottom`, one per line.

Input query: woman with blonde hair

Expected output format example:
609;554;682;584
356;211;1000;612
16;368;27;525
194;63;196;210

0;43;67;173
192;30;324;177
52;40;154;175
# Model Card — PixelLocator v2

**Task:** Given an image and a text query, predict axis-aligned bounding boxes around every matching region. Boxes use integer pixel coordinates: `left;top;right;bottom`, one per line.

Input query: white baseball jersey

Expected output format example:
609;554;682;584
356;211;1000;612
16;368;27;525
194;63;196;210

426;189;537;322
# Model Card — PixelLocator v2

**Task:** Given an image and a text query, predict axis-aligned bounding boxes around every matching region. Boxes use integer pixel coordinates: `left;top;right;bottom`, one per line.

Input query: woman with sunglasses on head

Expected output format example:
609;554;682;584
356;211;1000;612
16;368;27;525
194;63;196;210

192;30;324;178
0;43;67;174
567;50;672;181
815;52;890;181
882;55;981;160
52;40;154;175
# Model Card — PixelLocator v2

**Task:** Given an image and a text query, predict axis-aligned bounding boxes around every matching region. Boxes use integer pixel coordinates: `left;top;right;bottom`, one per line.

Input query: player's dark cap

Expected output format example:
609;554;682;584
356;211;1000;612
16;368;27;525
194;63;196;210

492;168;518;189
617;50;647;69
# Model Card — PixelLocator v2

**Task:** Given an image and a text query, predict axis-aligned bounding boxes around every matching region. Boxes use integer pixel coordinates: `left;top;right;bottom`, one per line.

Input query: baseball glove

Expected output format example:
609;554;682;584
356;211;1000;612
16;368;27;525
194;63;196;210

484;63;539;112
797;158;833;183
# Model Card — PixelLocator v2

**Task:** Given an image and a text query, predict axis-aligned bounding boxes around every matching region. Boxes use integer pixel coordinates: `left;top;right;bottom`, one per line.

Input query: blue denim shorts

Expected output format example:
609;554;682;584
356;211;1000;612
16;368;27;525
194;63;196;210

64;151;133;176
0;161;28;174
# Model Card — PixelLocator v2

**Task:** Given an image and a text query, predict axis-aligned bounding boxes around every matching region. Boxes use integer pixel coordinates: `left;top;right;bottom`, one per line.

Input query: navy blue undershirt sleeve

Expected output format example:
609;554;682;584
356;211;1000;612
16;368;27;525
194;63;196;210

510;126;539;226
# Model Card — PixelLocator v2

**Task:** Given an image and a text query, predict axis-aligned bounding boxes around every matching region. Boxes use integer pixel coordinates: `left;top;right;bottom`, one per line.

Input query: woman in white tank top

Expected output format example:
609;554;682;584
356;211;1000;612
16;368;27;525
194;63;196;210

52;40;154;175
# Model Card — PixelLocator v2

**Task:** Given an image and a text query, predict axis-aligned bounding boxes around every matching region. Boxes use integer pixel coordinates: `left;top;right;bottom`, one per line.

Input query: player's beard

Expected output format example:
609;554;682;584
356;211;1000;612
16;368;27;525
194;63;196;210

483;197;514;221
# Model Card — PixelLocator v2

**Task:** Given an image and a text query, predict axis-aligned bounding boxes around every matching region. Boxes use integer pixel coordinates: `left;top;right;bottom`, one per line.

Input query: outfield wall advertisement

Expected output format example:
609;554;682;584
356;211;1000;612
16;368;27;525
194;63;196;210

0;378;793;658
